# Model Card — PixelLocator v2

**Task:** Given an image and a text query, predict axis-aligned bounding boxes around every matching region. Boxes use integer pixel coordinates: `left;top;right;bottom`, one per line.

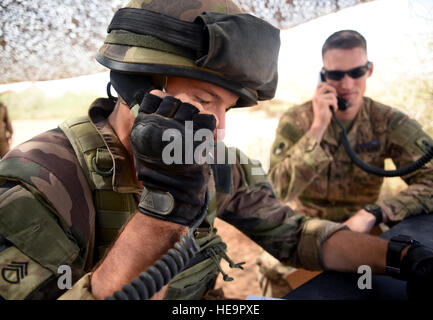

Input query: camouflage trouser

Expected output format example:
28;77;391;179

255;250;294;298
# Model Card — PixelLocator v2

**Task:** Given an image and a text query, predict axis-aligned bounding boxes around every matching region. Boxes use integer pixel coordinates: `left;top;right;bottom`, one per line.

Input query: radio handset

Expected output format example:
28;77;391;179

319;72;349;111
337;97;349;111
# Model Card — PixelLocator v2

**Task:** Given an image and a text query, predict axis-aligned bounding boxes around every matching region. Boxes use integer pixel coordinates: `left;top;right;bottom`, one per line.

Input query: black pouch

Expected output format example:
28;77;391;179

195;12;280;101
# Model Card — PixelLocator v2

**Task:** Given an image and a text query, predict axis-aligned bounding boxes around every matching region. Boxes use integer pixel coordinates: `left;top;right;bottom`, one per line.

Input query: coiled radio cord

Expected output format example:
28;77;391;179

331;107;433;177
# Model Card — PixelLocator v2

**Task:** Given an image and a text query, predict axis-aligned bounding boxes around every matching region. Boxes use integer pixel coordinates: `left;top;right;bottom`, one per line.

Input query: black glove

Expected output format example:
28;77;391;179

401;243;433;300
130;92;216;227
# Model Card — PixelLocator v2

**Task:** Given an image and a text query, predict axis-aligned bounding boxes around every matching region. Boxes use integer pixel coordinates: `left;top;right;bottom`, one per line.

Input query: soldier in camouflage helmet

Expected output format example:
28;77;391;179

0;3;432;300
259;29;433;297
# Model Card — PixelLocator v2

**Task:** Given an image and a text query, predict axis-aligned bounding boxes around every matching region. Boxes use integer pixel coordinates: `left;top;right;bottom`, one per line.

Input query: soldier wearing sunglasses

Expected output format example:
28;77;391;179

257;30;433;297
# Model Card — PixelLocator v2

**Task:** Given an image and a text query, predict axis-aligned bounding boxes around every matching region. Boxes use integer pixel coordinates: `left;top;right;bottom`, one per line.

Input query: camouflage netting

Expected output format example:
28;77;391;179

234;0;372;29
0;0;372;84
0;0;124;84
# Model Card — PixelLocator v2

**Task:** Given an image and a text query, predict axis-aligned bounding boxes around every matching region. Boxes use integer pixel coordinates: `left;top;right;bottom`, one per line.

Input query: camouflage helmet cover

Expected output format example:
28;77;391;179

96;0;280;107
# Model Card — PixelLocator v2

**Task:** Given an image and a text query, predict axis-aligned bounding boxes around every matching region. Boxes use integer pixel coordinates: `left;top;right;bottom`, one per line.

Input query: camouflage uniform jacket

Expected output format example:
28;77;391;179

269;97;433;222
0;98;345;300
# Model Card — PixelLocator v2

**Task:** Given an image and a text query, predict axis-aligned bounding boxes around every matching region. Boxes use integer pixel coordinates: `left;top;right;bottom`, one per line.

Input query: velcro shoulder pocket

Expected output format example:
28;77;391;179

0;184;80;275
389;117;422;147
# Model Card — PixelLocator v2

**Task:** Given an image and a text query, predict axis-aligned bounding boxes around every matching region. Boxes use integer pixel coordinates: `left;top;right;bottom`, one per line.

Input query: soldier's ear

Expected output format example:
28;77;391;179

367;62;374;78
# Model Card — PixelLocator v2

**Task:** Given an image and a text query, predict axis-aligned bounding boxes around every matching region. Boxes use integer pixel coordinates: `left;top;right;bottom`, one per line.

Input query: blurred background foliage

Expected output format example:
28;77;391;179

0;89;97;120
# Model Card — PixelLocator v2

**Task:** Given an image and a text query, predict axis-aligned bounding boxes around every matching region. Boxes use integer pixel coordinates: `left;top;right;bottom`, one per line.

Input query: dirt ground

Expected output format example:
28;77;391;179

213;219;264;299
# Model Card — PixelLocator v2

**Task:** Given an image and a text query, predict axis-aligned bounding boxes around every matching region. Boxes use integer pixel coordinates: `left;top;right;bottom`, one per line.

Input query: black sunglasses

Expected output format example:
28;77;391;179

321;62;371;81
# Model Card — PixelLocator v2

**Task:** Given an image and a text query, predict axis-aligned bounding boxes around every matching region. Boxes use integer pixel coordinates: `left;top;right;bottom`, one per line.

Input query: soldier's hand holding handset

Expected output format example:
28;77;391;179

309;82;338;143
130;89;215;227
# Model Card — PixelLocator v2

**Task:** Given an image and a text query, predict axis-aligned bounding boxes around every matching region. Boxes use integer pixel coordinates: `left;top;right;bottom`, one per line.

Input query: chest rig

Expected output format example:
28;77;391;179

59;116;242;299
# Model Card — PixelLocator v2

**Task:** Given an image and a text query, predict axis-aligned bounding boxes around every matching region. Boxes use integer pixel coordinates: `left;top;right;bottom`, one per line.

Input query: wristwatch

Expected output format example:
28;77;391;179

363;203;383;226
386;234;418;279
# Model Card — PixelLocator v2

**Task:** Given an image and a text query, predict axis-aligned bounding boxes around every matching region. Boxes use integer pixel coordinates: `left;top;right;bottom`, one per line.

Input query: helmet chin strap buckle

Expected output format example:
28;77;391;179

109;70;155;108
106;82;118;105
